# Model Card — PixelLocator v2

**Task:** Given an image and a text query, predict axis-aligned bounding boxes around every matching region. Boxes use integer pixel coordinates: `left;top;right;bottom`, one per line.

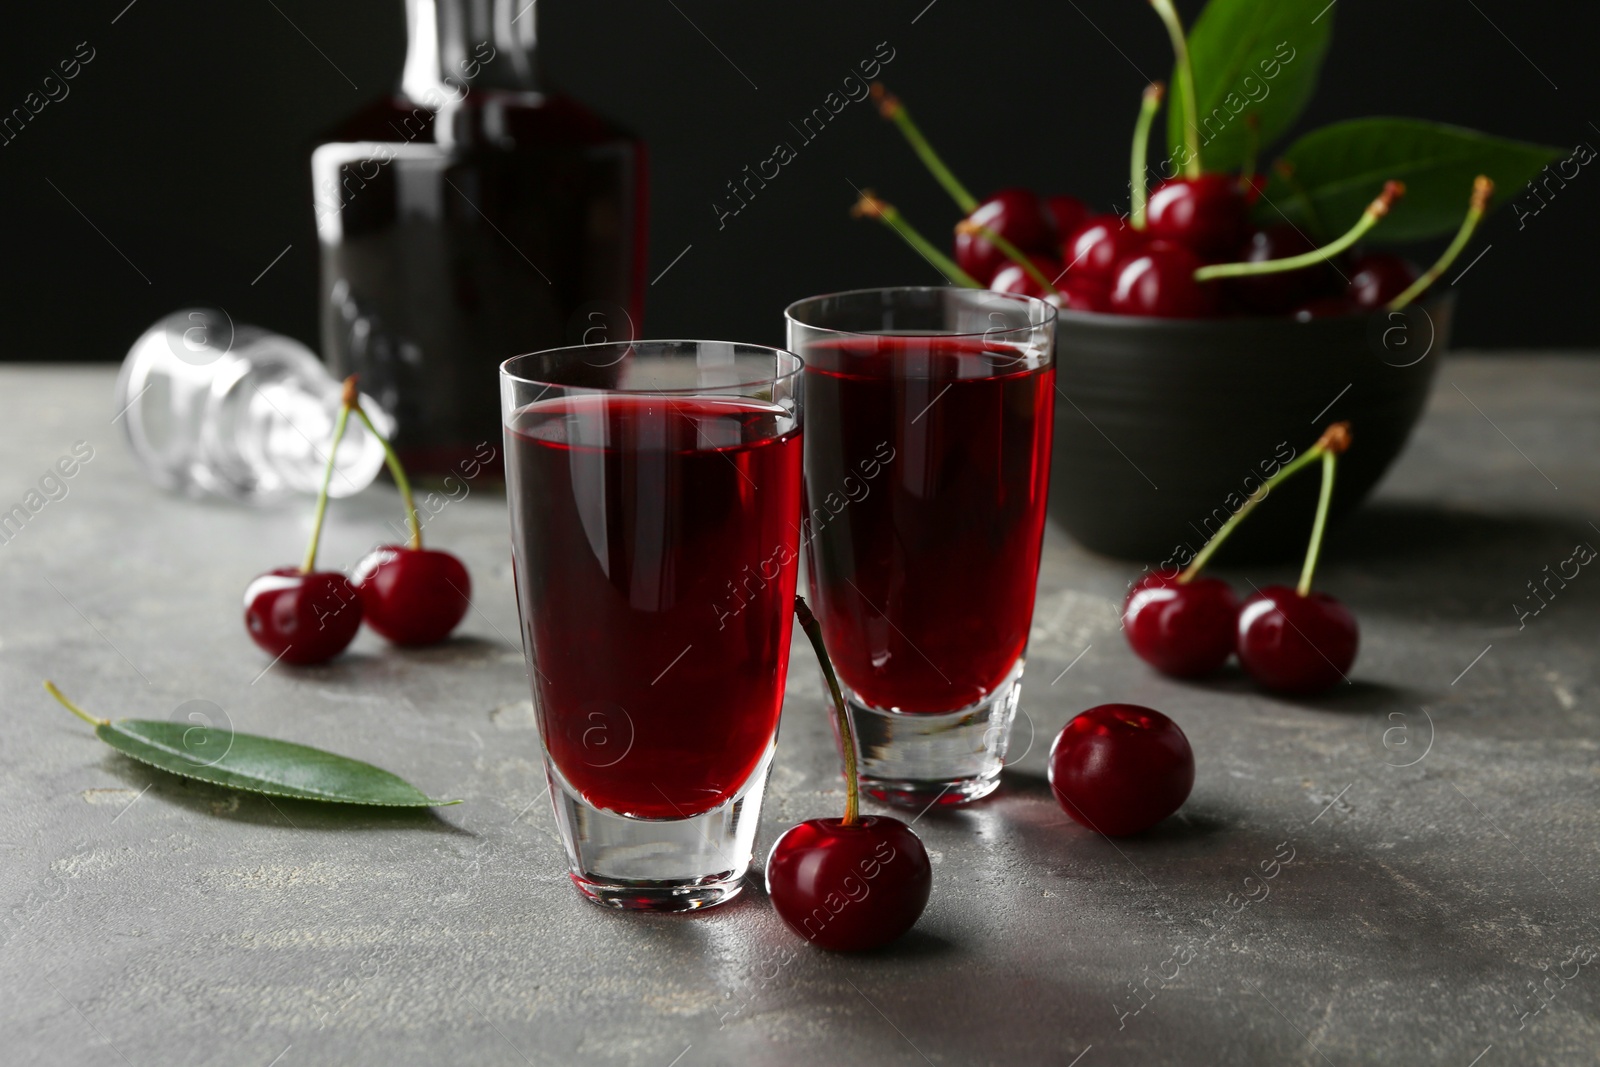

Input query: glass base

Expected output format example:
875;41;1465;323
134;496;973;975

546;743;773;913
835;659;1023;809
570;873;746;912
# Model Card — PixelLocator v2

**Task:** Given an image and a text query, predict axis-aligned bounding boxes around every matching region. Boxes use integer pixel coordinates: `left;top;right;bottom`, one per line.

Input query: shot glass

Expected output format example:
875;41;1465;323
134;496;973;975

785;288;1057;807
502;340;804;910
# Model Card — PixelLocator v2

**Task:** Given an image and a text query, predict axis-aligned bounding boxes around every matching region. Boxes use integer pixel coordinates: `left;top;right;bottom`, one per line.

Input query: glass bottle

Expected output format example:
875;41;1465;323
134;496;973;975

115;308;391;505
312;0;648;478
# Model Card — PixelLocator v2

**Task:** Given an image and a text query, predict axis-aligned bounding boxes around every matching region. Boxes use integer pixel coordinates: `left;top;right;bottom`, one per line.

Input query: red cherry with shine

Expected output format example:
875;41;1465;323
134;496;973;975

1145;175;1251;259
1122;572;1239;678
988;256;1064;300
1049;704;1195;837
352;545;472;646
244;567;363;665
991;258;1109;312
954;188;1057;284
1347;253;1420;308
766;815;932;952
1236;585;1359;694
1063;214;1147;281
1109;241;1217;318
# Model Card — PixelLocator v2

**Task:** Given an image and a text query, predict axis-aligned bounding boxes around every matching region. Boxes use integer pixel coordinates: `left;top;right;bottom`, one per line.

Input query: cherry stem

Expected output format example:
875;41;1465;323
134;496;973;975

1130;82;1166;231
956;219;1062;296
1178;421;1351;584
1148;0;1201;177
1297;449;1339;597
853;192;982;288
348;393;423;551
871;84;979;214
795;595;859;827
44;680;108;727
1388;175;1494;311
1177;450;1319;582
1195;181;1405;282
301;378;356;574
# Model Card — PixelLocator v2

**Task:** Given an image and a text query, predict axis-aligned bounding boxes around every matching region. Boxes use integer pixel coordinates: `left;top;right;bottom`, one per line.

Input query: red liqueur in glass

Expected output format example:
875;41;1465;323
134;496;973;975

800;334;1054;712
787;288;1057;806
506;394;802;819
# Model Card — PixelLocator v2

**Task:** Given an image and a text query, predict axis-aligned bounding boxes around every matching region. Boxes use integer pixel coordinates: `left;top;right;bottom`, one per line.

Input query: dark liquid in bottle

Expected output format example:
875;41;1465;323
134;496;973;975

316;91;646;476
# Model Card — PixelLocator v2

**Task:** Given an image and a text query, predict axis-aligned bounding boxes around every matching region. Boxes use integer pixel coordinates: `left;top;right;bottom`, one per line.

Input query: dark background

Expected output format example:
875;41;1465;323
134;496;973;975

2;0;1595;362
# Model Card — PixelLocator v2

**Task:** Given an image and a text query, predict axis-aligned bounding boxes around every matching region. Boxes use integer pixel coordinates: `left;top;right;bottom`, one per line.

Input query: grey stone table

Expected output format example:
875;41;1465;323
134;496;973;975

2;356;1597;1067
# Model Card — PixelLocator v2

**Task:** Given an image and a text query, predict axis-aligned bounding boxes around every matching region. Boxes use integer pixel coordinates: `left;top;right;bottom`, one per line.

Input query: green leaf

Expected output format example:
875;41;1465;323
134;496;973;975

1168;0;1334;174
94;720;458;807
1260;118;1564;242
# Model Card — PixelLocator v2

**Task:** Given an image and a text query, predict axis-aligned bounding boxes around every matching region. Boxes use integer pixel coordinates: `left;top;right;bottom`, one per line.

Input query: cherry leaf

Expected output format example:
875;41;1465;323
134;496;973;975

1260;118;1563;242
92;718;457;807
1168;0;1334;174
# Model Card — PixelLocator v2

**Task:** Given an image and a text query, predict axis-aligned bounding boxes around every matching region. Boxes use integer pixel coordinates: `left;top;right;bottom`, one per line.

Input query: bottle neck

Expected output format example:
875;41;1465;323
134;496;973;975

400;0;540;103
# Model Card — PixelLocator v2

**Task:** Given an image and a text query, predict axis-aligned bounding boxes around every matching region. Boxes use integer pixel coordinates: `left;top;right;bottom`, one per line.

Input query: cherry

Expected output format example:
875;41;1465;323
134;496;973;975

1227;225;1338;314
1145;174;1250;260
352;546;471;646
345;391;473;646
1347;252;1420;308
988;256;1063;300
244;568;363;664
990;255;1108;312
1064;215;1147;280
954;188;1056;284
1048;704;1194;837
1122;572;1238;677
1236;586;1358;694
767;597;932;951
1235;424;1358;694
1109;241;1217;318
1195;182;1406;311
1045;194;1090;243
243;376;365;665
766;815;932;952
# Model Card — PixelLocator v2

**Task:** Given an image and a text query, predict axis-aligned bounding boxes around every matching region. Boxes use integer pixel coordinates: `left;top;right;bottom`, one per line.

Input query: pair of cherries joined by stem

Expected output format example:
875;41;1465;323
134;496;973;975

1122;423;1359;695
243;377;471;666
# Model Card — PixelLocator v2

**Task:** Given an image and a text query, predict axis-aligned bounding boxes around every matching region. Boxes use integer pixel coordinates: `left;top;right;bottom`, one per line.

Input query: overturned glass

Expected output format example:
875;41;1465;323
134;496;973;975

115;308;392;505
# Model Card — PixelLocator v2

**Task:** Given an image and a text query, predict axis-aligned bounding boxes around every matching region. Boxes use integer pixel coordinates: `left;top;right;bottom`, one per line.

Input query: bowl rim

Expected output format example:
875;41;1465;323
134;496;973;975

1051;292;1454;332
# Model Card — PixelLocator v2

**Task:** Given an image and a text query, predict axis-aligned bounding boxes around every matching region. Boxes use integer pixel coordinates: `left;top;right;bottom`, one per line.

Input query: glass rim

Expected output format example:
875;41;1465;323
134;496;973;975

783;285;1058;338
499;339;804;396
